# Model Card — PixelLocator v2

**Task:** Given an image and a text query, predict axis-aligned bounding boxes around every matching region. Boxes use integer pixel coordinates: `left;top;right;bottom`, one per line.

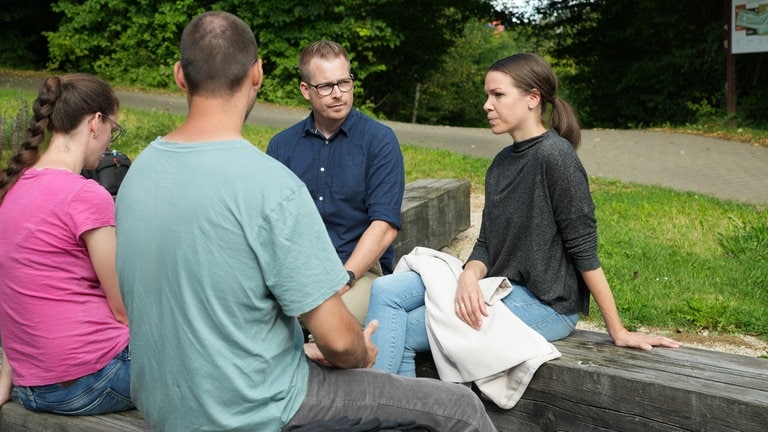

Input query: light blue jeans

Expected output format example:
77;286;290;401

365;271;579;376
15;345;134;415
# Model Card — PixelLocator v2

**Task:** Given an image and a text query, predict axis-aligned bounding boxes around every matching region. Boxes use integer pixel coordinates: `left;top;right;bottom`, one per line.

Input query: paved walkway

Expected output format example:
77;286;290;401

2;74;766;205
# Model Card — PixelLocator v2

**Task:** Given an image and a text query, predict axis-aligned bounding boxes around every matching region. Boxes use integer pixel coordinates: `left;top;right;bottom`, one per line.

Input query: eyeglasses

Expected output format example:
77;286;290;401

307;74;355;96
106;117;126;143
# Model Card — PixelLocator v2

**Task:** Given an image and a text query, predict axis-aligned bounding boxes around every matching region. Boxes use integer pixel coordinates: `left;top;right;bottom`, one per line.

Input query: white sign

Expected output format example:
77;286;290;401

732;1;768;53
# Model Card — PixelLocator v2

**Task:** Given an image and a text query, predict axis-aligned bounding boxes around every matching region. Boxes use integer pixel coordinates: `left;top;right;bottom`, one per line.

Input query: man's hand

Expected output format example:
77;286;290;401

303;343;331;367
304;319;379;369
362;320;379;368
302;293;370;368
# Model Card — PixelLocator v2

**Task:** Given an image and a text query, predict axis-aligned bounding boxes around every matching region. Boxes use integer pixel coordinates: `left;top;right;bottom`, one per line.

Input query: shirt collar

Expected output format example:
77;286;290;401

302;109;358;139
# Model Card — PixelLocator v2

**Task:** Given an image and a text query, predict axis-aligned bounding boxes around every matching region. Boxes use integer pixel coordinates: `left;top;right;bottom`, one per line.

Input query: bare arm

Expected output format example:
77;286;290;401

582;267;681;350
301;293;378;368
82;226;128;326
339;220;398;295
1;350;12;406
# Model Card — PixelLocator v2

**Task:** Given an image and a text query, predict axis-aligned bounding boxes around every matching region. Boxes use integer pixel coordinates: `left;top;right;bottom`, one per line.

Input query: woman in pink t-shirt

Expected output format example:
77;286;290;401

0;74;133;415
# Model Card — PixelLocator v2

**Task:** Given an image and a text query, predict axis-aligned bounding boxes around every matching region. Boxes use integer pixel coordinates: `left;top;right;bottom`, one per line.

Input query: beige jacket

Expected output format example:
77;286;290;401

394;247;561;409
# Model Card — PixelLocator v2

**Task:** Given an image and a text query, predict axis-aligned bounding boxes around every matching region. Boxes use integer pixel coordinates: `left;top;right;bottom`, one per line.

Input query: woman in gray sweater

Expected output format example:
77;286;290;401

365;53;681;377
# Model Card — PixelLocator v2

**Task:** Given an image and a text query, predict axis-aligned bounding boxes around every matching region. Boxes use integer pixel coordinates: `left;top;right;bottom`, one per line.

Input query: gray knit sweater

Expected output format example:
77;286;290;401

467;129;600;315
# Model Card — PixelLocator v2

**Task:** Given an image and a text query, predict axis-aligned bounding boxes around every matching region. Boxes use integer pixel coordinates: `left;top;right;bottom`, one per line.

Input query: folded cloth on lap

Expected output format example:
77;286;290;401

394;247;561;409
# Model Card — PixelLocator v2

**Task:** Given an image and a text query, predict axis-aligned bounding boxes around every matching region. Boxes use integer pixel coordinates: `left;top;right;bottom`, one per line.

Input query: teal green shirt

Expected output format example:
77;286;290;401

116;139;347;431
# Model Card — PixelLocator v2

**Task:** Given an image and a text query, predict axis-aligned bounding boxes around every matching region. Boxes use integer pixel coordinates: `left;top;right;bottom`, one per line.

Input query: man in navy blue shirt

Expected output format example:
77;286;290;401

267;40;405;326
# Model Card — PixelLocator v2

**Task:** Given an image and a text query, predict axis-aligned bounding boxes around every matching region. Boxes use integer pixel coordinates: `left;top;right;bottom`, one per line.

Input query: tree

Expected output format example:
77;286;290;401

45;0;201;88
0;0;61;68
356;1;492;121
536;0;766;128
42;0;498;115
415;19;536;127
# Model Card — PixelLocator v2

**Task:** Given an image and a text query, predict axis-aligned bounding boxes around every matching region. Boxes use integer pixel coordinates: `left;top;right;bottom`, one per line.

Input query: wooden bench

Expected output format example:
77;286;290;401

0;402;149;431
482;330;768;432
393;178;470;263
3;330;767;431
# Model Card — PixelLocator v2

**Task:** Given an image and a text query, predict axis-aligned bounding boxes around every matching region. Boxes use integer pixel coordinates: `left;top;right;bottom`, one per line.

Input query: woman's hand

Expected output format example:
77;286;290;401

581;268;682;351
455;268;489;330
612;328;683;351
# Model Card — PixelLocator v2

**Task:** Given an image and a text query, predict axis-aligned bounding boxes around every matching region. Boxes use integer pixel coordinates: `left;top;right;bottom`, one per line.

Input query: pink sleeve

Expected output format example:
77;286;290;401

68;180;116;238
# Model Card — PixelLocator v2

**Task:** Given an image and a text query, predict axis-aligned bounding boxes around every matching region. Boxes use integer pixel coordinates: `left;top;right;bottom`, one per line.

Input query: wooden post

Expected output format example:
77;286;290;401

411;82;421;124
724;0;736;124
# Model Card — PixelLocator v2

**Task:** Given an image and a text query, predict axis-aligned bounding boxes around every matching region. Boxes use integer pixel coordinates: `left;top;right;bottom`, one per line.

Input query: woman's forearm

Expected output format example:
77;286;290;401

1;350;13;406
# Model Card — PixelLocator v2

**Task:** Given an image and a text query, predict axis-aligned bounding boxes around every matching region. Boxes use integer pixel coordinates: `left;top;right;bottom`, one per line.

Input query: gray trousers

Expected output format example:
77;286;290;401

283;358;497;431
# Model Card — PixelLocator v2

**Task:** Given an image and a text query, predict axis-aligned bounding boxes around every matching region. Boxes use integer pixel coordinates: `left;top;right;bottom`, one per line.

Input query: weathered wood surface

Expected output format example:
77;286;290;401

393;178;470;263
3;330;767;431
0;403;149;432
484;330;768;432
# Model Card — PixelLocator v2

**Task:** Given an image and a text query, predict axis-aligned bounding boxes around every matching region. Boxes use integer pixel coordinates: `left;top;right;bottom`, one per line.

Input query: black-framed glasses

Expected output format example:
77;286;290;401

307;74;355;96
106;117;125;143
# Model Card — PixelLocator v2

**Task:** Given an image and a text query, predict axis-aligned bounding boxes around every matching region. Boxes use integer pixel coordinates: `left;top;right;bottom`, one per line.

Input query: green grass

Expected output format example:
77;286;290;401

590;180;767;337
2;88;767;344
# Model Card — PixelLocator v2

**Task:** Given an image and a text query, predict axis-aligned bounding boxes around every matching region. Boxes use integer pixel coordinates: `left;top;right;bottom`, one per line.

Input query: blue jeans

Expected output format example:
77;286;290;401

15;345;134;415
366;271;579;376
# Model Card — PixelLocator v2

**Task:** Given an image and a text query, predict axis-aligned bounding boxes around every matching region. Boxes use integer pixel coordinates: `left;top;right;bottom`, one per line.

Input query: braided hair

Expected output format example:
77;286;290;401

0;73;119;205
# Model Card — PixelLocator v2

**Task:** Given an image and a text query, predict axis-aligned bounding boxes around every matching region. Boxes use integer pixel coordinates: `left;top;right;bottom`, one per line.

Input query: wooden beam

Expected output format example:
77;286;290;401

485;330;768;432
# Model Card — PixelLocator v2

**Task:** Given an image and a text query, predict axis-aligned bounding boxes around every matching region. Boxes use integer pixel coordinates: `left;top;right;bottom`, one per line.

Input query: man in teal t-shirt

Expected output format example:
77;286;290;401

116;11;495;432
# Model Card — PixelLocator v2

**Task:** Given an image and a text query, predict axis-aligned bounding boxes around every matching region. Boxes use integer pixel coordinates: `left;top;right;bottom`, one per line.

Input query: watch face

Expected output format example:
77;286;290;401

347;270;356;286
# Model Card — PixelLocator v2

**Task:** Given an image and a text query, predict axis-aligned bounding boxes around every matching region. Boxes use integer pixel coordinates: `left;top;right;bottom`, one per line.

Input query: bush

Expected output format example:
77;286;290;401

414;20;537;127
0;97;31;162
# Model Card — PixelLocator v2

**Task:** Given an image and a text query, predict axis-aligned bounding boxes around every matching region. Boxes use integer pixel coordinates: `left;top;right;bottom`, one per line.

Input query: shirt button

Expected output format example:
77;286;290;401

324;140;329;144
320;167;325;172
319;196;324;201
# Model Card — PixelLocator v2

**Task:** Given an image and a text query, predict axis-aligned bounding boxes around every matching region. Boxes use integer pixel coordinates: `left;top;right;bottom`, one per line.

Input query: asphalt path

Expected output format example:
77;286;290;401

2;74;766;205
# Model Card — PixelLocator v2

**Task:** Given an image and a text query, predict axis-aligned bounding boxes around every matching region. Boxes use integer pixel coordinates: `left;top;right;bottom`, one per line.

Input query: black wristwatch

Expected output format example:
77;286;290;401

346;270;357;287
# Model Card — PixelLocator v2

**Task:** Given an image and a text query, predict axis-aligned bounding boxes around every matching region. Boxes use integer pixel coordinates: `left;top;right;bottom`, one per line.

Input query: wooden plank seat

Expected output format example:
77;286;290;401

482;330;768;432
3;330;767;431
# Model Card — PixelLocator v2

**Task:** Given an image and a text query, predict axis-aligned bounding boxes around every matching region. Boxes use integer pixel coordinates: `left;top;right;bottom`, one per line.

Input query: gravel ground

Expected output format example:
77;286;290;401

441;192;768;358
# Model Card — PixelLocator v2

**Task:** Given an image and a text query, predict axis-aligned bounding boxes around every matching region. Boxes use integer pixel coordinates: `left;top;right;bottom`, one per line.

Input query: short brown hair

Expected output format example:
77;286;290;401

298;40;350;83
180;11;258;96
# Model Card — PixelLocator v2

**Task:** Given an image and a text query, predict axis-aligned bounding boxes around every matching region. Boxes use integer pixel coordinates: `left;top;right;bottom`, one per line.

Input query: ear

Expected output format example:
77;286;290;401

251;58;264;92
528;88;542;109
299;82;311;101
173;62;188;92
89;112;103;135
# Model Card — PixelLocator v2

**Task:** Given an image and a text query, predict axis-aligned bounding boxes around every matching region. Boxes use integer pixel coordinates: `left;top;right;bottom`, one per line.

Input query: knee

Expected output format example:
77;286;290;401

371;272;415;294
